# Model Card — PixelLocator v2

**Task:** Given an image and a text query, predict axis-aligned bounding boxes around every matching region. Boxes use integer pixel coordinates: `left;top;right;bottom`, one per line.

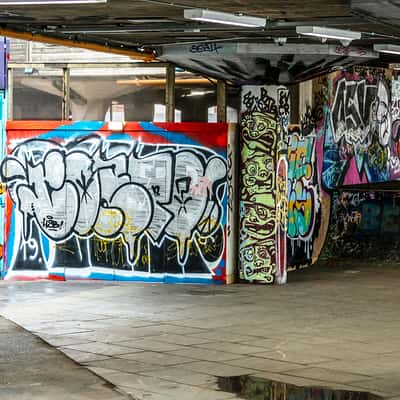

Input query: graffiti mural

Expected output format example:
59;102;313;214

238;71;400;280
323;70;399;188
314;70;400;268
323;191;400;263
4;69;400;285
1;121;231;283
390;78;400;180
286;125;322;268
239;86;289;284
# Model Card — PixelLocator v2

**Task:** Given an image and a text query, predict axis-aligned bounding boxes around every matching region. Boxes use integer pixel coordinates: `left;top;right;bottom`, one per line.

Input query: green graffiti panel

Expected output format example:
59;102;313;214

239;87;280;283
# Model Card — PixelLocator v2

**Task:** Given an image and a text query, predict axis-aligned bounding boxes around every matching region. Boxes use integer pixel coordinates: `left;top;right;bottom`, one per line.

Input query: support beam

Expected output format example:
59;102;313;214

9;62;169;69
165;64;175;122
217;80;227;123
0;28;155;62
299;80;313;118
62;67;70;121
117;78;216;86
290;83;299;124
25;41;32;63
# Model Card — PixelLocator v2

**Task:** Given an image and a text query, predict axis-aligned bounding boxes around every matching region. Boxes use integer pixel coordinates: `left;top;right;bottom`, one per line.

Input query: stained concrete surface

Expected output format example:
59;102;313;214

0;315;130;399
1;265;400;399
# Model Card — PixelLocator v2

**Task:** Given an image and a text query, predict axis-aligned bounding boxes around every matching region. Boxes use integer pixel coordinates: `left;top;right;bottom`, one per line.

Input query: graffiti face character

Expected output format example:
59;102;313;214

240;244;274;283
243;201;275;239
242;156;274;195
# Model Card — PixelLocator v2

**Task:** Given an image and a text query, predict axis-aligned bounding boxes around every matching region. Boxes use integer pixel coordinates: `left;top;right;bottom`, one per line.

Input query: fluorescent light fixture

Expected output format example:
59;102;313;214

184;90;215;97
296;26;361;42
184;8;266;28
0;0;106;4
374;44;400;55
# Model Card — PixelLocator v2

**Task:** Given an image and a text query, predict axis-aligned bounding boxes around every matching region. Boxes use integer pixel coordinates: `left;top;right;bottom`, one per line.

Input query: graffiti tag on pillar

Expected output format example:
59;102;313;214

287;126;320;266
239;87;280;283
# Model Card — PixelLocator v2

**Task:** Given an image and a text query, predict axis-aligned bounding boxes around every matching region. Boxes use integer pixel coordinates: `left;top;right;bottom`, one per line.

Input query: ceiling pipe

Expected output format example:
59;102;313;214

116;78;217;85
0;27;156;61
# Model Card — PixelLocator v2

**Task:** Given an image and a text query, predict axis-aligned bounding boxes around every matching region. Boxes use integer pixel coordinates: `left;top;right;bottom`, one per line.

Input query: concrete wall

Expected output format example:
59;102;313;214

322;191;400;264
3;66;400;285
239;68;400;283
0;121;238;283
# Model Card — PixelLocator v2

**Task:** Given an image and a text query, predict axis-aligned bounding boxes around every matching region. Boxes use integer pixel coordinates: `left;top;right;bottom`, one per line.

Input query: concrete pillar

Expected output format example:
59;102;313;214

299;79;313;119
62;67;70;120
239;85;290;284
290;83;299;124
226;123;239;284
165;64;175;122
217;80;227;122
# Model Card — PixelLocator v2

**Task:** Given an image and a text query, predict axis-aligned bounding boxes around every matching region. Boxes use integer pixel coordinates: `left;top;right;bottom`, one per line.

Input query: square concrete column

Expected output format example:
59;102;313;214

239;85;289;284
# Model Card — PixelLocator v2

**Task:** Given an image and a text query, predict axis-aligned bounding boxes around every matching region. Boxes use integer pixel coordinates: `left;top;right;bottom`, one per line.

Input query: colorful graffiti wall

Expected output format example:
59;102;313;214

239;85;289;284
3;68;400;285
285;69;400;272
323;191;400;263
1;121;236;283
323;69;400;188
287;124;323;269
239;70;400;283
238;83;336;284
315;69;400;267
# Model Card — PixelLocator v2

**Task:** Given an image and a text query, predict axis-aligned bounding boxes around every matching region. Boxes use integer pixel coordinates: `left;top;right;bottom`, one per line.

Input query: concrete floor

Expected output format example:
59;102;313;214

0;316;129;399
1;264;400;399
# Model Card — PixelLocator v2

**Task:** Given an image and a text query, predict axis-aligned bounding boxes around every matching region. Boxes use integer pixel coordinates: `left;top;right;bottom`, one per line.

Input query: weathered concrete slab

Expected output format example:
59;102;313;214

0;315;130;400
1;264;400;398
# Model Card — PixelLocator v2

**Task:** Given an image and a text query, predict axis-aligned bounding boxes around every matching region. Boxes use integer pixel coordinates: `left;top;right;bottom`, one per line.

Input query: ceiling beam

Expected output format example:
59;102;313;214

116;78;217;85
0;27;156;61
9;62;169;68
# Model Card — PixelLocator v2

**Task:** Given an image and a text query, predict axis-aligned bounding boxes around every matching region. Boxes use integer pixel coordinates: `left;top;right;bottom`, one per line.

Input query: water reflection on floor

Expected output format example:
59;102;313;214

217;376;381;400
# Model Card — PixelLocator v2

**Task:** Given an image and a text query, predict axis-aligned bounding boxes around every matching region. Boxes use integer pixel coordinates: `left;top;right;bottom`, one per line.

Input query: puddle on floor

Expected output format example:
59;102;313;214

217;375;381;400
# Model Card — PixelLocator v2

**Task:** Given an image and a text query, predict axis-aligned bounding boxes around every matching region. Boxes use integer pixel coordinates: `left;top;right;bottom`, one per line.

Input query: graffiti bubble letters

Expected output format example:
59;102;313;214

287;131;318;241
330;78;391;147
1;136;227;273
330;78;376;145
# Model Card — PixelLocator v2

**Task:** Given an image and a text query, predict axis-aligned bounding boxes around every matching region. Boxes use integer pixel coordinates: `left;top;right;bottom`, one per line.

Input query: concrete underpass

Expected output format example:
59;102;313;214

1;1;400;399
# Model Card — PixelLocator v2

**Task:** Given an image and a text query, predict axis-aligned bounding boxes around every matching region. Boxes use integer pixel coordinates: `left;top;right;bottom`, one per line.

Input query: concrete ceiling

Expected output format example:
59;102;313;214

1;0;400;83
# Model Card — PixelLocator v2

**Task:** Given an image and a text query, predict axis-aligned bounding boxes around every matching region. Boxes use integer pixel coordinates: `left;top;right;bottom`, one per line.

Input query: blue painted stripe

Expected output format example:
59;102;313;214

49;272;65;277
163;275;217;284
83;272;114;281
38;121;106;140
107;134;135;141
41;233;50;261
114;274;166;283
221;192;228;229
64;270;218;284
